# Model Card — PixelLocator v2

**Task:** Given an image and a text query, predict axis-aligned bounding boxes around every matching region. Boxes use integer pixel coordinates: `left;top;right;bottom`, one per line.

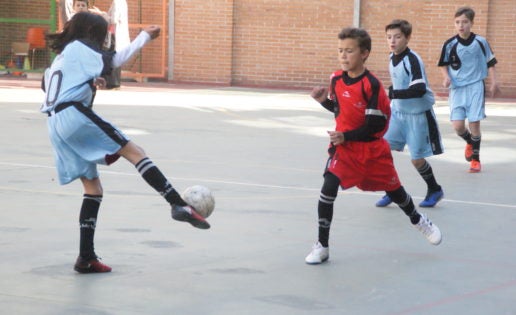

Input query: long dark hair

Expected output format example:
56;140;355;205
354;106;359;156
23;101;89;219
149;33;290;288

46;12;108;54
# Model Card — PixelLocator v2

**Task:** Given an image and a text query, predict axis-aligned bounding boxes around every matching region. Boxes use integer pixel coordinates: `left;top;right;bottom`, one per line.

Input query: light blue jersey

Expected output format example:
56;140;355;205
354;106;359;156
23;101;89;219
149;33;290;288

41;40;107;112
385;48;443;159
389;48;434;114
41;31;151;184
438;33;497;88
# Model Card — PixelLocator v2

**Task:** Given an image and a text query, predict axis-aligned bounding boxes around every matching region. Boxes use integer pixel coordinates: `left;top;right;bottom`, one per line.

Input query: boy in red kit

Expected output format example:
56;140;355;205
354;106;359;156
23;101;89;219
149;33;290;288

305;27;442;265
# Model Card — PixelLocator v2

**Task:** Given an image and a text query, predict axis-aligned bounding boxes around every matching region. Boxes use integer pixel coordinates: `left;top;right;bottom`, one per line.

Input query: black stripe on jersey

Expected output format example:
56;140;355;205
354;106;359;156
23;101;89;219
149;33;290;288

72;103;129;147
407;51;423;82
437;36;456;67
391;51;427;99
425;110;443;155
329;74;342;117
364;71;380;110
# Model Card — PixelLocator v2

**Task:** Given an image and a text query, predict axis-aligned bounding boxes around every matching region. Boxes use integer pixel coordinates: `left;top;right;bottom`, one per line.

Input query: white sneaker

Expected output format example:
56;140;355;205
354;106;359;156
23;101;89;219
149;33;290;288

414;214;442;245
305;242;329;264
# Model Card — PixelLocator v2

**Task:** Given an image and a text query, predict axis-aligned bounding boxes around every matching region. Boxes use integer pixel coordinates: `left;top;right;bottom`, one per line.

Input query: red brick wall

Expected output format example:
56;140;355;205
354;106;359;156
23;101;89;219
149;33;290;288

486;0;516;97
361;0;491;96
2;1;515;96
230;0;354;87
173;0;234;84
173;0;515;96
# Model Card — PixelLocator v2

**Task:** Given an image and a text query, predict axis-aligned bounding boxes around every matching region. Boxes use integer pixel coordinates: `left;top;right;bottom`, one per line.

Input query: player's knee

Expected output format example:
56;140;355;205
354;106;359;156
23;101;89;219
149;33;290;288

119;141;146;163
321;172;340;197
81;177;103;195
411;158;425;169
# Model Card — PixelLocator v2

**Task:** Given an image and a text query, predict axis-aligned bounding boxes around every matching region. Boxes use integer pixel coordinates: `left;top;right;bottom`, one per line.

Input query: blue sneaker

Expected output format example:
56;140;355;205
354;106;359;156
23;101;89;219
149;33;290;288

419;189;444;208
375;195;392;207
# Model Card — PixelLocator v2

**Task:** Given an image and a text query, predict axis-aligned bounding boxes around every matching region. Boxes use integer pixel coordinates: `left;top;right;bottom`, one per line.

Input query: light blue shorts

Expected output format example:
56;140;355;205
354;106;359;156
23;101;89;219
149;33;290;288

449;81;486;122
47;104;129;185
385;109;444;160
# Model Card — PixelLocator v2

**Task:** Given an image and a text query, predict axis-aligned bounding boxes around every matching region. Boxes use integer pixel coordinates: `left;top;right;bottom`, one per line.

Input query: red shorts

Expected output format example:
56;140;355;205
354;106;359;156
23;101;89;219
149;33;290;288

326;139;401;192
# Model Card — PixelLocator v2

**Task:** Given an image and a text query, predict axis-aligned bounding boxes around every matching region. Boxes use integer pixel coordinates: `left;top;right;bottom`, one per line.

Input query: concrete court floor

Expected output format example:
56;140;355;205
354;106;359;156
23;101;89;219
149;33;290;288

0;80;515;315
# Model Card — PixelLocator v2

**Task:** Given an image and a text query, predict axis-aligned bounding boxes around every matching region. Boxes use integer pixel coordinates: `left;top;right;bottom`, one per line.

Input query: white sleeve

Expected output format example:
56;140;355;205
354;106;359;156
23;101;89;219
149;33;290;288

112;31;151;68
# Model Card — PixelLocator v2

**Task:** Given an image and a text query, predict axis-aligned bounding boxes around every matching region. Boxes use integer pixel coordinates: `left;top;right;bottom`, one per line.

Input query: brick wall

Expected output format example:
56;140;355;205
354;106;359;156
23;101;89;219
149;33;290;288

2;1;515;96
361;0;491;96
173;0;234;84
0;1;53;70
174;0;515;96
230;0;354;87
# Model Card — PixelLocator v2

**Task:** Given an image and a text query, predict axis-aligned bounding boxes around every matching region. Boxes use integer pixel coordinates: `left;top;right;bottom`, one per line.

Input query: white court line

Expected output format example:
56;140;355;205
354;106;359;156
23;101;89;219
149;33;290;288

2;161;515;209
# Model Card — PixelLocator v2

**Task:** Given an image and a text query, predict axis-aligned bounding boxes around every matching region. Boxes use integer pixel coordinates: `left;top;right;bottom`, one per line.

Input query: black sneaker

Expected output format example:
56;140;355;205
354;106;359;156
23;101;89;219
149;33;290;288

171;205;210;229
74;256;112;273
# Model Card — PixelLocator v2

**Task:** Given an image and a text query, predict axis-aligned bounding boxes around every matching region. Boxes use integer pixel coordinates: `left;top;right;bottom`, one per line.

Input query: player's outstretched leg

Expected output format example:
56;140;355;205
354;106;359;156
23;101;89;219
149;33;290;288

171;204;210;229
134;157;210;229
386;186;442;245
135;157;210;229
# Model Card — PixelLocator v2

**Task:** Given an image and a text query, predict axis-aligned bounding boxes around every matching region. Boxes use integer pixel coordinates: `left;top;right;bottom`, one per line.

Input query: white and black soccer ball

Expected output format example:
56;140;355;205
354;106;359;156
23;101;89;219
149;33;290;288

181;185;215;218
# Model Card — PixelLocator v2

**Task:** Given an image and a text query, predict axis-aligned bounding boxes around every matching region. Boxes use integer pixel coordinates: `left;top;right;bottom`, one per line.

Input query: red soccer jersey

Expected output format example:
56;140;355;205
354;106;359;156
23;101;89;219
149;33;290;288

329;69;391;140
325;69;401;192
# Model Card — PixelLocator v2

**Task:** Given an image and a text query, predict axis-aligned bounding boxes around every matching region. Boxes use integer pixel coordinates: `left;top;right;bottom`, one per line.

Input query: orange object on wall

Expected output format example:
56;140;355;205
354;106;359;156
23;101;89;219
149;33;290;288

26;27;47;69
27;27;46;49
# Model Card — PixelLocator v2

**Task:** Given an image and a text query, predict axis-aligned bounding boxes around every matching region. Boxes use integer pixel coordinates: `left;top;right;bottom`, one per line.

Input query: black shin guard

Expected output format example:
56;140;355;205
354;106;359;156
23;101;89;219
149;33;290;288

459;130;472;144
471;135;481;161
135;158;186;206
416;160;440;193
386;186;421;224
318;173;340;247
79;194;102;260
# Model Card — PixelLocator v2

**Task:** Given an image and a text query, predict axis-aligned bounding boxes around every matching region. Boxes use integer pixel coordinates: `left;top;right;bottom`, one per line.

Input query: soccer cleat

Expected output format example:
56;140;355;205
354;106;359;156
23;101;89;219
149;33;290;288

305;242;329;264
171;204;210;229
375;194;392;207
414;214;442;245
469;160;481;173
419;189;444;208
465;144;473;161
74;256;112;273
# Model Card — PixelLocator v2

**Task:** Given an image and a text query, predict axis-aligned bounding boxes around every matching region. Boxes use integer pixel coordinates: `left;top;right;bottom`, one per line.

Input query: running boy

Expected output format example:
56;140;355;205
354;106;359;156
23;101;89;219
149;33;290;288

305;27;442;265
42;12;210;274
376;20;444;208
438;6;499;173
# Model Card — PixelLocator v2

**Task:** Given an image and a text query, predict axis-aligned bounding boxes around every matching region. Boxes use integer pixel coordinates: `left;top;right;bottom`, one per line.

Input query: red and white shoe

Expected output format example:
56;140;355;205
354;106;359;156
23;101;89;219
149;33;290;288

74;256;112;273
171;204;210;229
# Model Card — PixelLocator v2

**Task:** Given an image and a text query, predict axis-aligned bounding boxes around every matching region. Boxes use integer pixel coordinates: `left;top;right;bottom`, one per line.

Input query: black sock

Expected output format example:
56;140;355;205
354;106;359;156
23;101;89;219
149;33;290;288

135;158;186;206
79;194;102;260
471;135;481;161
416;160;441;193
386;186;421;224
318;173;339;247
459;130;472;144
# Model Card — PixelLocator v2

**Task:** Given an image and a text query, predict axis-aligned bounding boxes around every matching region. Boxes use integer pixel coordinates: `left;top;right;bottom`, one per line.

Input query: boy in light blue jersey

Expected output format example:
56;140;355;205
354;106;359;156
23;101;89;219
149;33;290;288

438;6;499;173
376;20;444;209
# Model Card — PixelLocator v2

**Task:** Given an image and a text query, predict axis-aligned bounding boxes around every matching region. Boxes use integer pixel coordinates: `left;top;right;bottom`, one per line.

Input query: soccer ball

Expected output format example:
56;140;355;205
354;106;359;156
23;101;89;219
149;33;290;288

181;185;215;218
